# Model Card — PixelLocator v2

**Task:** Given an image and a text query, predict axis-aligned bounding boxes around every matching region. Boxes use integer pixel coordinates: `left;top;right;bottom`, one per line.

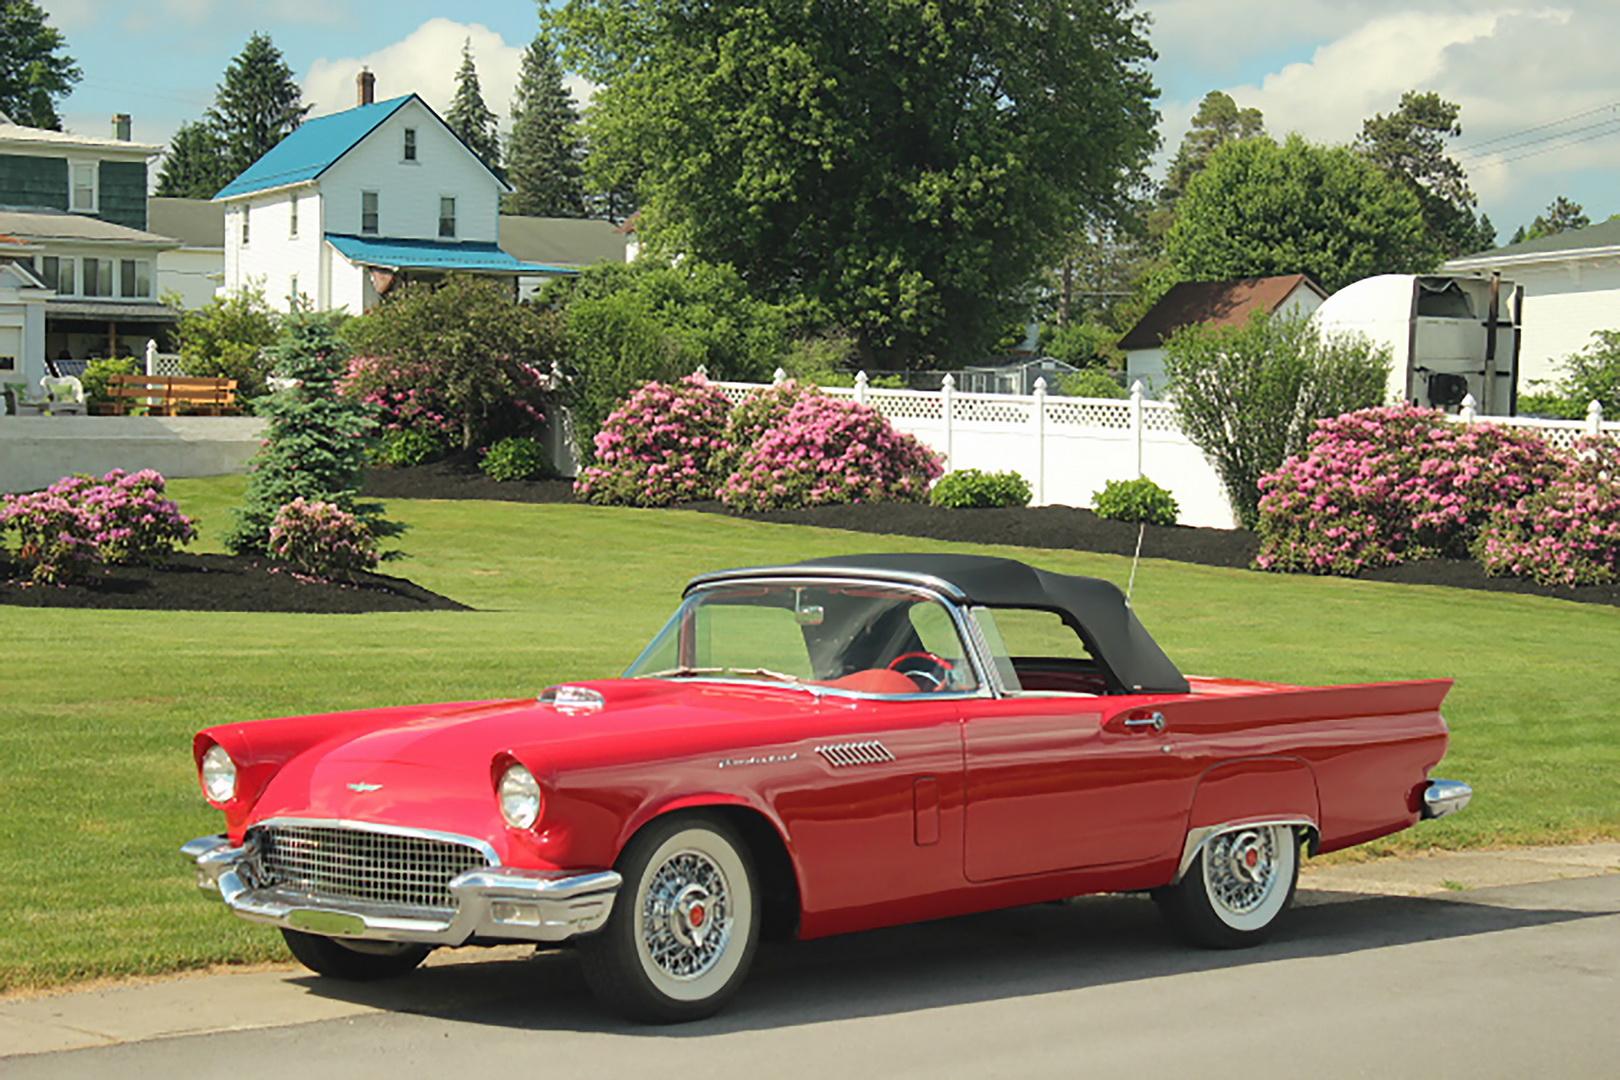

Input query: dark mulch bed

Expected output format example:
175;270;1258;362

362;459;576;504
0;553;468;613
359;464;1620;608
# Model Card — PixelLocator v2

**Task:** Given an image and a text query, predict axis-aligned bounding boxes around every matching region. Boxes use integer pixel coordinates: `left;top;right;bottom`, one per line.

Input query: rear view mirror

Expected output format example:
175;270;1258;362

795;604;825;626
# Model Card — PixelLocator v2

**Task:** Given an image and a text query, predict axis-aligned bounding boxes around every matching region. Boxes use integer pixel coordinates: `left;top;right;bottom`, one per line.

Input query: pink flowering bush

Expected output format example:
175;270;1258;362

719;393;944;511
0;469;196;584
573;375;734;506
340;355;459;439
267;498;380;580
1255;406;1561;574
1476;439;1620;586
714;379;814;478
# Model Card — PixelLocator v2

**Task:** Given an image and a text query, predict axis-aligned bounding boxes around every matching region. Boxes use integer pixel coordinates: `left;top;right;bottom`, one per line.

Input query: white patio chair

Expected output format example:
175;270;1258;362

40;375;86;416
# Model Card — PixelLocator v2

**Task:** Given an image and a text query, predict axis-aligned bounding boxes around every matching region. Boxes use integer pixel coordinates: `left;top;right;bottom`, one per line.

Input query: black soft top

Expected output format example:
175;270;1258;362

691;553;1188;695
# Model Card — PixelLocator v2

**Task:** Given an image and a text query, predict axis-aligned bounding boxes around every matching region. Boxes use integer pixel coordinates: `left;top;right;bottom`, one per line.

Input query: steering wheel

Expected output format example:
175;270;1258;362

887;651;955;692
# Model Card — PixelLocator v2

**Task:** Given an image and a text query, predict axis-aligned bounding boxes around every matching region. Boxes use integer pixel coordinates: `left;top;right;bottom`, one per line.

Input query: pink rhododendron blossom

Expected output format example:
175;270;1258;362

574;376;734;506
267;498;379;580
0;469;196;585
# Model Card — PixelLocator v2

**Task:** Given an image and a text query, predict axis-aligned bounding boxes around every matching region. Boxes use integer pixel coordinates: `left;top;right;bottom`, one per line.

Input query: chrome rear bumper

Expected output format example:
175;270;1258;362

182;834;620;946
1421;778;1473;820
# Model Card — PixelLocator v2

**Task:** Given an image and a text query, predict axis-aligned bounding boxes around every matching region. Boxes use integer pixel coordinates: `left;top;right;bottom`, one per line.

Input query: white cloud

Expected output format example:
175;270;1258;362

1153;4;1620;226
303;19;594;128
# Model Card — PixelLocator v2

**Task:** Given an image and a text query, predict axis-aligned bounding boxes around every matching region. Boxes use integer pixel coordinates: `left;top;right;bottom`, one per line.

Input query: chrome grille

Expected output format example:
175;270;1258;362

252;824;491;910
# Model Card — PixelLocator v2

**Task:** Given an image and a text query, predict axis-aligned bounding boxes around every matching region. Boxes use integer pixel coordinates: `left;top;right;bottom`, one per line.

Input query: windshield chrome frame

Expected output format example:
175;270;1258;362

628;575;998;701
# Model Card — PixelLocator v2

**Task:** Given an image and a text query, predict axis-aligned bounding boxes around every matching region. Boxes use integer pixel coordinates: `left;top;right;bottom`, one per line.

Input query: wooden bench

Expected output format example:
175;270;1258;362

98;374;238;416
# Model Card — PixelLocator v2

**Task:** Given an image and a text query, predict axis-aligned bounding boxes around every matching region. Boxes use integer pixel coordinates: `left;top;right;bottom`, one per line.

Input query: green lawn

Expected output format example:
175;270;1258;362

2;475;1617;992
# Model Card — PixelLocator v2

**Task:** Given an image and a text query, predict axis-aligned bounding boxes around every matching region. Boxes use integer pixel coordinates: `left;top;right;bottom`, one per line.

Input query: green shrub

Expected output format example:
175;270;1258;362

481;437;549;482
1092;477;1180;526
79;357;141;410
1061;367;1127;399
227;311;391;555
1041;320;1123;368
930;469;1032;508
174;285;281;400
375;429;445;469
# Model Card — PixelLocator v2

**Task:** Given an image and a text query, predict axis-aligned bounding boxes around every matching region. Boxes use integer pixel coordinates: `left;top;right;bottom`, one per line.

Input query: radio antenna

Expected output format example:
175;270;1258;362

1126;522;1146;603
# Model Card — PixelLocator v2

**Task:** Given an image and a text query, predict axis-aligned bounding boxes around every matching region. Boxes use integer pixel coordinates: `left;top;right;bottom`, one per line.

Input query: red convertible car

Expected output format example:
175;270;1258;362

183;554;1471;1022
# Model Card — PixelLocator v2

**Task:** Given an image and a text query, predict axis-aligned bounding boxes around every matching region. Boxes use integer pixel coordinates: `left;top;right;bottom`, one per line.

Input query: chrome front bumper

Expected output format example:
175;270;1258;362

181;834;621;946
1421;778;1473;819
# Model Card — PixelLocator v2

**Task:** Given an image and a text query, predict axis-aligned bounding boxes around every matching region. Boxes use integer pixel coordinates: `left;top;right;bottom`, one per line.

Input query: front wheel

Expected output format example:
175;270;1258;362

1154;824;1300;948
280;929;431;980
579;813;759;1023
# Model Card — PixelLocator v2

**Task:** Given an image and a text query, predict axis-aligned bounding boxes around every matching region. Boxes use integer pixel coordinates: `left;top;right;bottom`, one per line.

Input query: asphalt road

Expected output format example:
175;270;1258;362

7;874;1619;1079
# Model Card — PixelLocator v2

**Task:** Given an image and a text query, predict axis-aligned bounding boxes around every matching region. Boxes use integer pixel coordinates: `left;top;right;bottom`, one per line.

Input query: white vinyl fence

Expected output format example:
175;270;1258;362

707;374;1620;532
711;369;1240;528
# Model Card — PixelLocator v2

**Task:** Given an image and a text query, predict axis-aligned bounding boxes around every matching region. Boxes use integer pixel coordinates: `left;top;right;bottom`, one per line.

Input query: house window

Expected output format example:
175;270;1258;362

241;206;250;246
361;191;379;235
403;128;417;162
289;195;299;238
41;255;73;295
438;197;456;239
119;259;151;298
71;162;97;212
289;274;299;305
82;257;113;297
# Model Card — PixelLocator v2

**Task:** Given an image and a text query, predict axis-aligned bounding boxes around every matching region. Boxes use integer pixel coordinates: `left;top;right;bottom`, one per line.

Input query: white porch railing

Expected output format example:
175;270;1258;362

143;339;184;377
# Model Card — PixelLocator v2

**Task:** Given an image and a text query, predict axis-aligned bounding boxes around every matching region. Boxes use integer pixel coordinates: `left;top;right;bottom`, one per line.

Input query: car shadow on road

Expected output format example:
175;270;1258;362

294;877;1618;1035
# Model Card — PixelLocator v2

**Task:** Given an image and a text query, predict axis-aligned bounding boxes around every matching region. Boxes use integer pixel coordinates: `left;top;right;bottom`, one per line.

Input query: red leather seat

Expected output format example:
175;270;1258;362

815;669;919;695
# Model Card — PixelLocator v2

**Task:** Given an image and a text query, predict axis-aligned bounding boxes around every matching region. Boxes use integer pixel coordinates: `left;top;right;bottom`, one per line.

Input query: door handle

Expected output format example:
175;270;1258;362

1123;712;1166;733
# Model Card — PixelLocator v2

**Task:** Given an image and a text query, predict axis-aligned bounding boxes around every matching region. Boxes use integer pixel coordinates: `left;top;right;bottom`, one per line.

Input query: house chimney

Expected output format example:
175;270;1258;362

112;113;131;141
357;69;376;107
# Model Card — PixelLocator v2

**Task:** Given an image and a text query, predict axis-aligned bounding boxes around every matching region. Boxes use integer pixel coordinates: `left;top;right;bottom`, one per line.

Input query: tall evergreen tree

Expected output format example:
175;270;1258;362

447;39;500;173
0;0;81;130
1356;91;1493;257
1162;91;1265;208
504;33;586;217
155;121;227;199
208;33;311;180
1517;195;1590;243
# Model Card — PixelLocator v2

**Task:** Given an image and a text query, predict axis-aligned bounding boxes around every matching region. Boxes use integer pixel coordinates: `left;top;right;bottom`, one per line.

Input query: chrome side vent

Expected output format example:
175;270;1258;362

816;740;896;767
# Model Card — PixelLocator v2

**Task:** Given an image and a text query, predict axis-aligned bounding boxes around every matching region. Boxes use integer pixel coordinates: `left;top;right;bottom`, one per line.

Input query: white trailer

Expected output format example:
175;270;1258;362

1310;273;1523;414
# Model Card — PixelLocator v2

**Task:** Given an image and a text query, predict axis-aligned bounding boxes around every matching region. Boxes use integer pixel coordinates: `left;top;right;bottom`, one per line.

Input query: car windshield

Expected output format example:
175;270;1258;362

626;582;980;695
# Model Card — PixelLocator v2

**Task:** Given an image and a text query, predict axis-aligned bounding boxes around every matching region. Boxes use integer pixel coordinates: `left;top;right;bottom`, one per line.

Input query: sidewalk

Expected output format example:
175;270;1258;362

3;843;1617;1059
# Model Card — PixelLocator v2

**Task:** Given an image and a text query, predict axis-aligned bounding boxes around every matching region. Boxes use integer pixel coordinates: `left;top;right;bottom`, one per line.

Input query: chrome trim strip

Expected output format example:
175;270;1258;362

686;565;970;601
1421;778;1472;820
815;740;897;767
1174;817;1319;882
181;832;620;946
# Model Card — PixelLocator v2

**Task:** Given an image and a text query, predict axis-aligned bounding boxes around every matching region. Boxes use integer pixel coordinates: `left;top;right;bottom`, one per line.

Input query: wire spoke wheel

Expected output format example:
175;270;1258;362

1155;823;1300;948
640;849;733;981
1203;828;1280;917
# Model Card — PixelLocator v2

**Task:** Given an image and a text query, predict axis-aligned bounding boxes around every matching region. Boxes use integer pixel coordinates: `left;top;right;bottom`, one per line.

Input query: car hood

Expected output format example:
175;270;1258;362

245;678;829;826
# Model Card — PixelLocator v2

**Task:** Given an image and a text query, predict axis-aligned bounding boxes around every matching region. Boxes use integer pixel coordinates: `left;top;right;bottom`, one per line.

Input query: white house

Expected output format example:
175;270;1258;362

1443;219;1620;391
150;196;225;310
0;115;178;365
216;74;568;312
1120;274;1327;396
0;233;51;390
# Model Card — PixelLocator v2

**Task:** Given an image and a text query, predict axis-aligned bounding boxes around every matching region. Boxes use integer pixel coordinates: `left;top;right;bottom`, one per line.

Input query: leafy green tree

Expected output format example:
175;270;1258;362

1163;134;1438;294
447;39;500;173
0;1;80;130
1516;196;1590;243
505;33;586;217
343;276;561;450
544;260;791;453
228;311;388;555
1162;91;1264;208
550;0;1160;369
1356;91;1494;257
209;33;311;181
1041;320;1122;369
1162;312;1391;527
173;285;282;400
155;121;228;199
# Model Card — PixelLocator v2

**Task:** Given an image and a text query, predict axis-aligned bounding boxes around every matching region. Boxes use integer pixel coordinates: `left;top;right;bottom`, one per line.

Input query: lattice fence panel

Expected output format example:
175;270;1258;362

867;389;944;421
1044;397;1132;430
953;394;1032;425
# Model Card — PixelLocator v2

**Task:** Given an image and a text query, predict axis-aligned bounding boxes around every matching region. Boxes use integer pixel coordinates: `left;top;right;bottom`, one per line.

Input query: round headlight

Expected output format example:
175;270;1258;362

498;764;542;829
201;744;237;803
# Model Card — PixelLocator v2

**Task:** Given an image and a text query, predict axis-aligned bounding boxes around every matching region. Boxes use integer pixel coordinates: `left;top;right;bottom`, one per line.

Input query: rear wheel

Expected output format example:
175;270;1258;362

579;813;759;1024
281;929;431;981
1154;824;1300;948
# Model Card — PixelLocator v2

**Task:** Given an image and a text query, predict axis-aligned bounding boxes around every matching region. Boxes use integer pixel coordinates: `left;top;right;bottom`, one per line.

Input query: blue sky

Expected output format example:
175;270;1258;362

39;1;1620;242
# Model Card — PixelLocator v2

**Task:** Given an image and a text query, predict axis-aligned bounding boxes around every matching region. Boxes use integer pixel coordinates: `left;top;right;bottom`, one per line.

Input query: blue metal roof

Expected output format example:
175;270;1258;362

326;233;579;275
214;96;414;200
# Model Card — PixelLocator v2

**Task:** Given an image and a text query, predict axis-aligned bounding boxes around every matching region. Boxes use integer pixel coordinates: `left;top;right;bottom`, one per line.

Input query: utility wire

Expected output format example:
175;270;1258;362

1456;112;1620;163
1452;99;1620;155
1487;120;1620;166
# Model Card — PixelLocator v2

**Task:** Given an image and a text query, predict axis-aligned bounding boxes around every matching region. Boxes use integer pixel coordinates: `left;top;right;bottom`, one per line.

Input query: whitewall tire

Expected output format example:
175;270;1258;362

1154;824;1300;948
580;813;760;1023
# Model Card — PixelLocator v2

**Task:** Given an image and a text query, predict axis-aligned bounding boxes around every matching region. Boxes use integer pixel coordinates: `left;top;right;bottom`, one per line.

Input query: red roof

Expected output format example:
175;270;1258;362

1118;274;1328;350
